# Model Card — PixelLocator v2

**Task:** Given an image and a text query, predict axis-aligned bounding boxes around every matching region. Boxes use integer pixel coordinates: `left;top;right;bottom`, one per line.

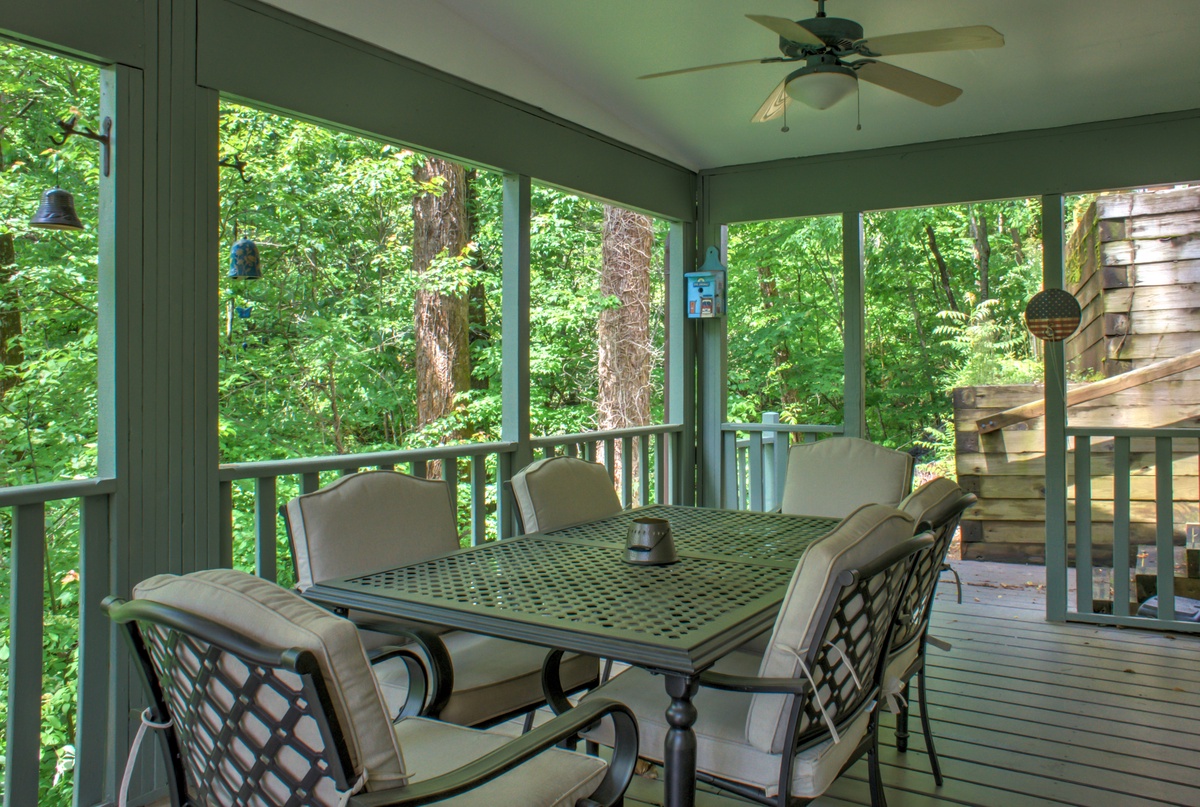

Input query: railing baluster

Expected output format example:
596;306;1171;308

584;441;596;462
621;435;633;506
1074;436;1093;614
566;442;578;458
76;493;111;807
603;438;616;481
471;454;488;544
411;459;427;479
301;472;321;495
736;442;748;510
723;430;738;509
749;432;765;512
654;432;666;505
497;451;515;540
220;479;234;568
378;462;395;471
543;445;554;460
774;431;789;511
340;467;357;477
7;502;45;807
639;434;650;506
1113;437;1131;617
1155;436;1176;622
255;476;278;583
447;456;460;534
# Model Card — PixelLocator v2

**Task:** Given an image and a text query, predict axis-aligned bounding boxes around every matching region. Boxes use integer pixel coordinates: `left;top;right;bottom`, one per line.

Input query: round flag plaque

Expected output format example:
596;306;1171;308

1024;288;1082;342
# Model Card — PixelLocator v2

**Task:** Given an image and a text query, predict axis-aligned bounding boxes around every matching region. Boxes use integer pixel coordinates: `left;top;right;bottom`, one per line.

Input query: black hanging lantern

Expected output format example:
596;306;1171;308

30;187;84;231
228;237;262;279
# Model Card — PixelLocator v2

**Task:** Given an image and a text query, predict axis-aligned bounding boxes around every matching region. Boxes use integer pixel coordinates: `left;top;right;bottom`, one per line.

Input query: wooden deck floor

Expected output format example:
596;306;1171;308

625;591;1200;806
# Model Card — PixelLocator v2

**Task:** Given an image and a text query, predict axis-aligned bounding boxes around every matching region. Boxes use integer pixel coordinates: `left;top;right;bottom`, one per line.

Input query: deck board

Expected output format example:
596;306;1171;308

625;595;1200;806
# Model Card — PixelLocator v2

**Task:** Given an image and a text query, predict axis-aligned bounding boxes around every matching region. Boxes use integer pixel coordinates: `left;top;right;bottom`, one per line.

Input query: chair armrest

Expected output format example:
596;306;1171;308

698;670;812;696
350;615;455;718
368;645;430;721
348;698;639;807
540;647;600;715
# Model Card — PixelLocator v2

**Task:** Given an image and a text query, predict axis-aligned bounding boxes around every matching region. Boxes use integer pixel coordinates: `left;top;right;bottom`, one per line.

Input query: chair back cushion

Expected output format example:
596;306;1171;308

510;456;622;533
780;437;914;519
891;477;975;651
286;470;459;591
747;504;915;753
133;569;408;792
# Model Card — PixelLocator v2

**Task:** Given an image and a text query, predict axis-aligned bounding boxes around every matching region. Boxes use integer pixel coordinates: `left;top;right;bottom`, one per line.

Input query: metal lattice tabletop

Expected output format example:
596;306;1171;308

543;504;838;564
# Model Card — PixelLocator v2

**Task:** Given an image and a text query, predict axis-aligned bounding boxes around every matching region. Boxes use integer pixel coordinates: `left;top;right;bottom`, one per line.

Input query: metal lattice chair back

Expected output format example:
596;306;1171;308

788;534;930;748
891;480;977;652
106;597;358;807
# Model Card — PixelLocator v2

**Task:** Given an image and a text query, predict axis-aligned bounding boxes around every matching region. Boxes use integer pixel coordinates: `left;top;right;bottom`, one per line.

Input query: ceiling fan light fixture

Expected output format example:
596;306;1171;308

785;63;857;110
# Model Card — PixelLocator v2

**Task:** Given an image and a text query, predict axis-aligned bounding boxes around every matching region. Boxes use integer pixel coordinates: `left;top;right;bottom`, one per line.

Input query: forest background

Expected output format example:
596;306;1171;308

0;43;1052;803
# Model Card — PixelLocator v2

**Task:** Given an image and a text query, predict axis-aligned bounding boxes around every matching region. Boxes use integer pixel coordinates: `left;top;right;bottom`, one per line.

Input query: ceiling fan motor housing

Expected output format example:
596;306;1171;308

779;16;864;57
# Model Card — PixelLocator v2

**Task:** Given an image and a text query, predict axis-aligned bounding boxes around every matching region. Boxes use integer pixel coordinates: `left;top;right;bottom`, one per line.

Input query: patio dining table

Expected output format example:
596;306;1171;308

304;504;839;807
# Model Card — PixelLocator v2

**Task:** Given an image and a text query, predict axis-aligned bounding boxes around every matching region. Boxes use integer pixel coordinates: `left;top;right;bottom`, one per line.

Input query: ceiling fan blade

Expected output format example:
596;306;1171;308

751;79;789;123
855;61;963;106
639;57;776;80
857;25;1004;57
746;14;824;47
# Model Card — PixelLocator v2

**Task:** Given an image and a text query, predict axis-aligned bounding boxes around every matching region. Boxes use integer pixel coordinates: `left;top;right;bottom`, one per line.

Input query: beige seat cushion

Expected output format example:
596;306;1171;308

780;437;914;519
395;717;605;806
900;476;965;528
133;569;408;793
584;652;872;799
749;504;915;753
374;633;598;725
510;456;622;533
285;470;459;592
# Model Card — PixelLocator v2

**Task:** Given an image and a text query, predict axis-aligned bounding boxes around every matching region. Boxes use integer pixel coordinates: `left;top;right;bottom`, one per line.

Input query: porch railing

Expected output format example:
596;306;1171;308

0;477;116;807
529;423;684;509
721;414;843;511
1066;426;1200;634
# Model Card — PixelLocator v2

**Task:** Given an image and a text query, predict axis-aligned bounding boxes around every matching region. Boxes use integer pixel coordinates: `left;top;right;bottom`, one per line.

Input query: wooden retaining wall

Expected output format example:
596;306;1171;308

955;382;1200;563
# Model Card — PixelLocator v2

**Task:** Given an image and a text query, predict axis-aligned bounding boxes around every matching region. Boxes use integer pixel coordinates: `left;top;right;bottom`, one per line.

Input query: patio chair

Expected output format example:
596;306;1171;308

104;569;639;807
583;504;932;806
510;455;623;534
886;477;977;786
780;437;914;519
284;470;598;726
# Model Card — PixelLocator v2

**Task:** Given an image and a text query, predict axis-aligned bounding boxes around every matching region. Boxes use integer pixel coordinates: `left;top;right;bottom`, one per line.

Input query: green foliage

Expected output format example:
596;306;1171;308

934;298;1042;388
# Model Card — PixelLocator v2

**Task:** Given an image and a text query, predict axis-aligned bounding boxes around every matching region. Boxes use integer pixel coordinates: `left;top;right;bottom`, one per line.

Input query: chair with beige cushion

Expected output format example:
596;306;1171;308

885;477;976;786
283;470;598;726
510;455;623;534
780;437;915;519
104;569;638;807
583;504;932;806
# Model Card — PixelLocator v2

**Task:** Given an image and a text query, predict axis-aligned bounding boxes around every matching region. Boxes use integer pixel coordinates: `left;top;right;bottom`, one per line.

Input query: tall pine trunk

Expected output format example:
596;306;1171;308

0;232;20;400
598;206;653;494
412;157;471;474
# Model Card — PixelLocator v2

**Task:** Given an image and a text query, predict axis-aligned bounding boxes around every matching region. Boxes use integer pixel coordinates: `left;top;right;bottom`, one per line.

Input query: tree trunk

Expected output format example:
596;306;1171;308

969;208;991;301
0;232;21;400
412;157;471;467
924;224;959;312
756;264;798;408
598;206;653;492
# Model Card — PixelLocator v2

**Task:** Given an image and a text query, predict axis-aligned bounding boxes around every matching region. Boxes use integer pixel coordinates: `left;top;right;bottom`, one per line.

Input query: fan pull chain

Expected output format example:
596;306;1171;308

781;100;790;134
856;82;862;131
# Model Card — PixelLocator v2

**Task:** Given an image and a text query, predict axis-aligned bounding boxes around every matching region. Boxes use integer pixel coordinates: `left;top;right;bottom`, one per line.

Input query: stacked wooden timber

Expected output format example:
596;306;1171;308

1067;186;1200;378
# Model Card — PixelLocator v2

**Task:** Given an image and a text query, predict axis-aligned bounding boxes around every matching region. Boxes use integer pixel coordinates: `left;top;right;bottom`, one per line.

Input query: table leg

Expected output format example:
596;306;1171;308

663;673;699;807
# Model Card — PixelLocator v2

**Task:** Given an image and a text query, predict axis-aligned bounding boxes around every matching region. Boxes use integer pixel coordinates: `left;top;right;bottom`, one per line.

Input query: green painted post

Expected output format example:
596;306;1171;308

1042;194;1069;622
696;178;727;506
502;174;531;536
7;502;45;807
666;221;695;505
255;476;278;582
842;212;866;439
76;493;112;807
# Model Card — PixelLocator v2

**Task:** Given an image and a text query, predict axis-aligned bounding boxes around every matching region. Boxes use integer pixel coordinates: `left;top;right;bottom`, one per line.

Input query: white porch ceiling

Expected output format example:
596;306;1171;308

264;0;1200;172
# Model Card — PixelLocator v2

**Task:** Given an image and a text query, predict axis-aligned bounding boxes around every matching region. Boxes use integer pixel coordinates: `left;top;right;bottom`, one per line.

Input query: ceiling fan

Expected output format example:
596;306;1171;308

639;0;1003;122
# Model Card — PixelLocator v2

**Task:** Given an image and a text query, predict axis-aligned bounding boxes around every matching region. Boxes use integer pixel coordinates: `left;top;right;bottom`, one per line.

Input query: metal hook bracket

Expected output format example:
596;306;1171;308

50;115;112;177
218;154;251;183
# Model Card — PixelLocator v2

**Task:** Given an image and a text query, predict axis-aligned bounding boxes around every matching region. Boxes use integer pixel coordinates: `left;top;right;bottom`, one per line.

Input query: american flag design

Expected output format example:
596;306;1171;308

1024;288;1082;342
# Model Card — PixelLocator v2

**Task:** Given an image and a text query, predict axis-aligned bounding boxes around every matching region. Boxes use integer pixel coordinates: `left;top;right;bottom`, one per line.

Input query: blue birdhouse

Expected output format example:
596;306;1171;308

228;238;262;279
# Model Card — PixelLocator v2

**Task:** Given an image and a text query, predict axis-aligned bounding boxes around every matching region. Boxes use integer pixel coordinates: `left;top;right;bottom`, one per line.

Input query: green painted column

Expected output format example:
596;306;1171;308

501;174;532;535
842;212;866;439
695;176;726;506
1042;194;1069;622
666;221;696;504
